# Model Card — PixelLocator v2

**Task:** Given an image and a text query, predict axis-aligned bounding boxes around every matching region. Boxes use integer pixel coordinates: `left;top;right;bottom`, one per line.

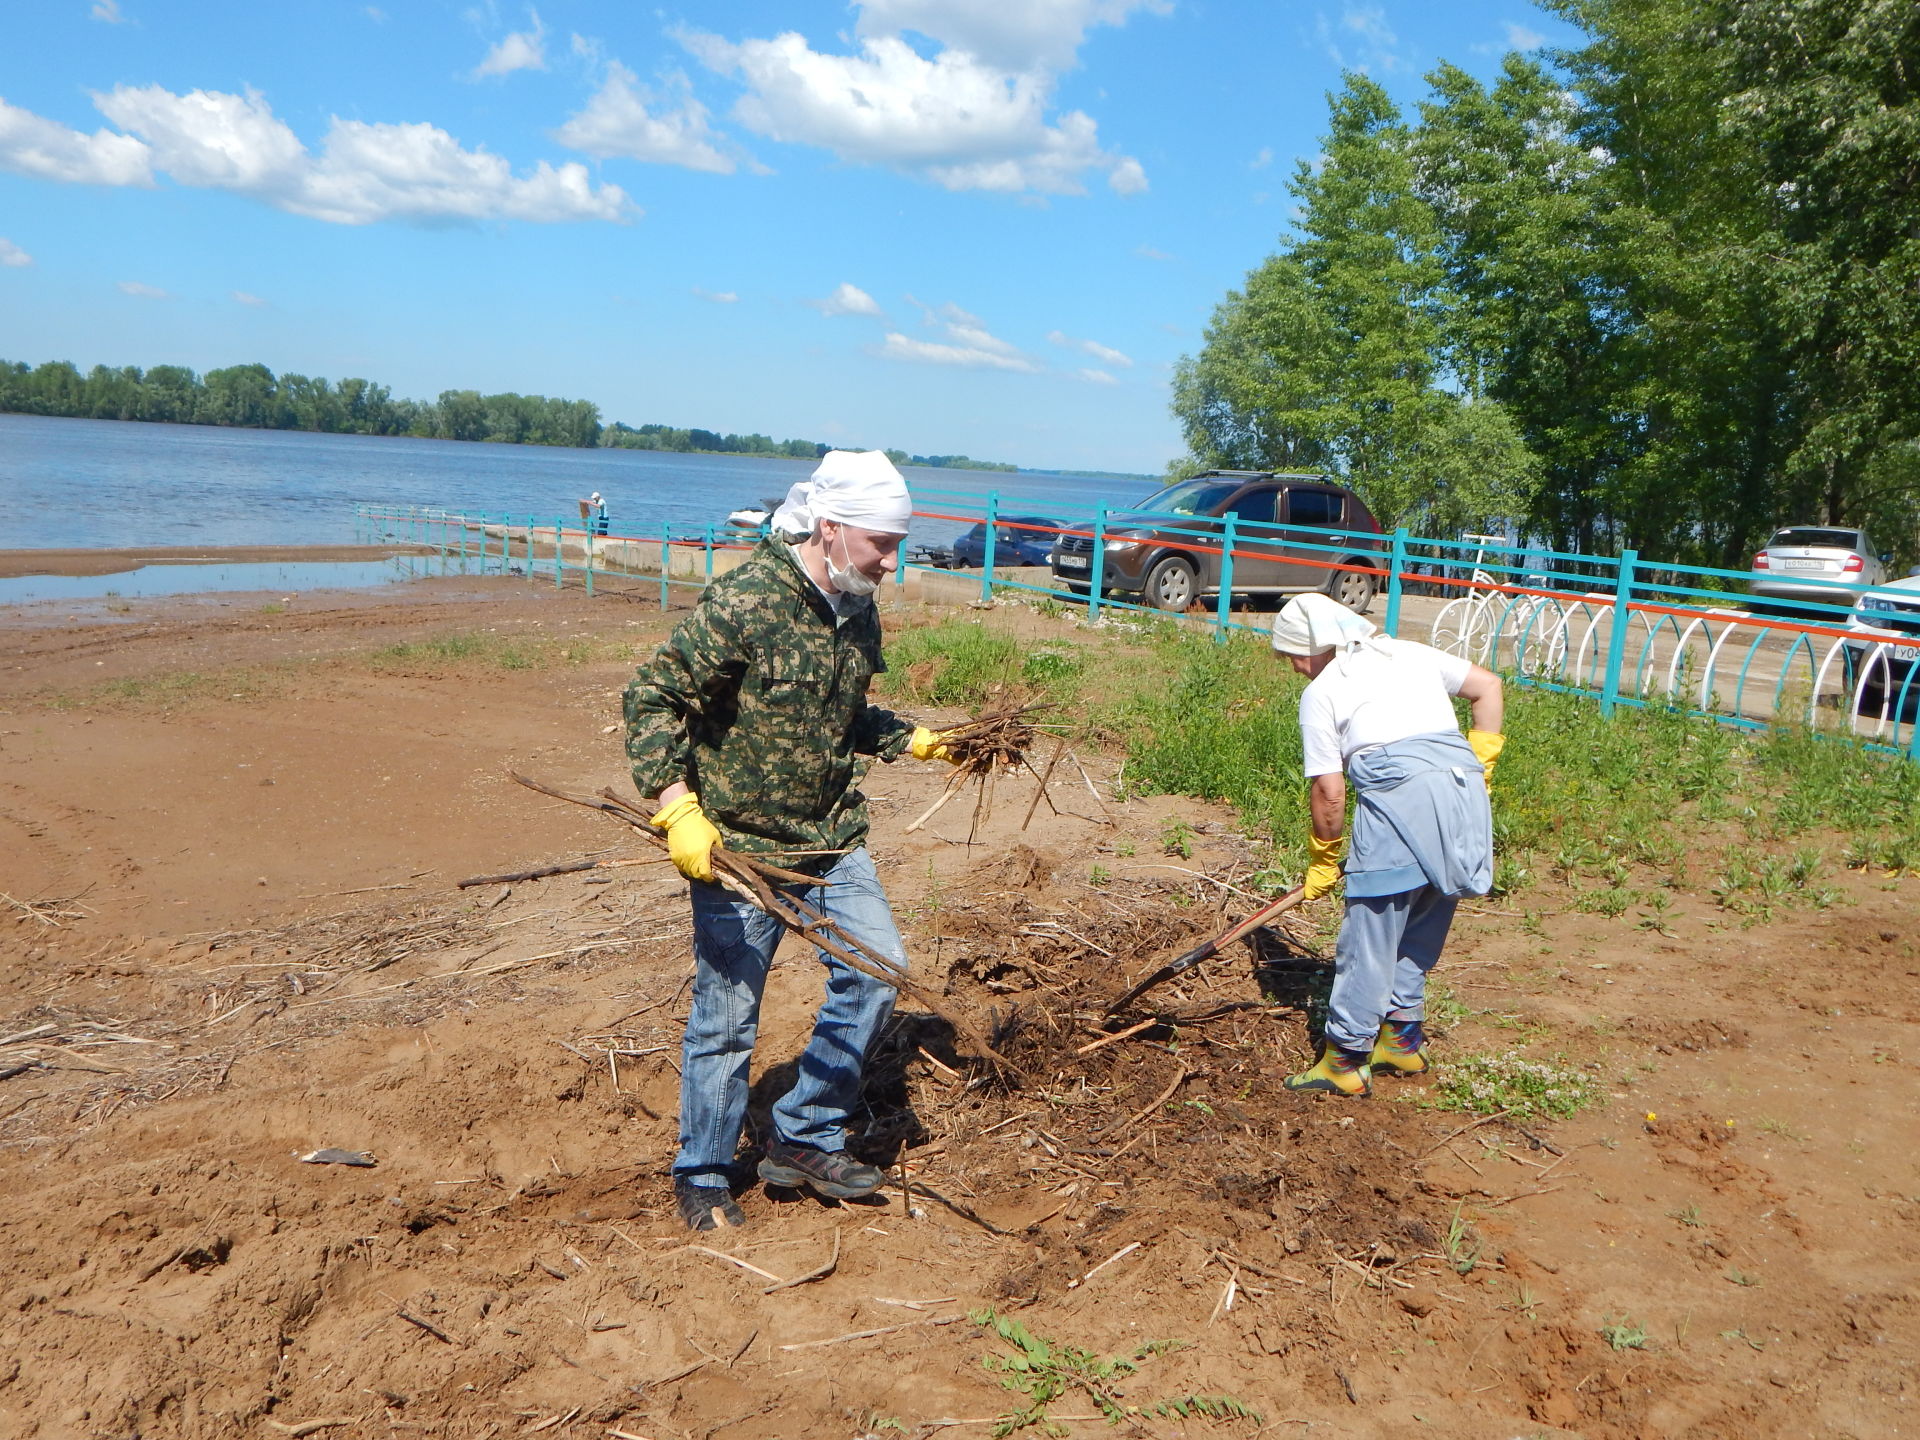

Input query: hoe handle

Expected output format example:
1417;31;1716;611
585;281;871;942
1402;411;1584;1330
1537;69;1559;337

1103;885;1308;1015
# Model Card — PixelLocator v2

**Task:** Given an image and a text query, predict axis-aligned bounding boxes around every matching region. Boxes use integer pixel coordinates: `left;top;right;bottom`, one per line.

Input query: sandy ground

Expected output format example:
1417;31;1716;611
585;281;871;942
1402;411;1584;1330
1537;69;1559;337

0;571;1916;1440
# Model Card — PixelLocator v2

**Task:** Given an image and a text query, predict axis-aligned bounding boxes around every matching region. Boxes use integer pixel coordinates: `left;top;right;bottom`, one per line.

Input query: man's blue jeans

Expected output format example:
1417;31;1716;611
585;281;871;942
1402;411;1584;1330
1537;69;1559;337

674;847;906;1187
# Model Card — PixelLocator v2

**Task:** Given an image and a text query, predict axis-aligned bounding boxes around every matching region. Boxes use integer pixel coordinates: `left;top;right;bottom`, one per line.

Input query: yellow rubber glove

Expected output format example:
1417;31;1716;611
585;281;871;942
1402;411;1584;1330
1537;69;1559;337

1303;833;1346;901
910;725;959;763
1467;729;1504;790
651;792;720;883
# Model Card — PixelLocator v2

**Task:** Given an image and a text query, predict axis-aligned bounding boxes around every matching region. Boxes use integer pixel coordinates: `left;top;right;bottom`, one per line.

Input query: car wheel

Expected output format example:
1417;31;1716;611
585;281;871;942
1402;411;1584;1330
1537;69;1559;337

1327;563;1376;614
1144;555;1198;612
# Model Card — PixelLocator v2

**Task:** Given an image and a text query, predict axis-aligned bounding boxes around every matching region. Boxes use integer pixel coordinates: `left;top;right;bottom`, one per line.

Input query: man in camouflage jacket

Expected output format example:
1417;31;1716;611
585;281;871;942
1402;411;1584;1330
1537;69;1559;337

622;451;956;1230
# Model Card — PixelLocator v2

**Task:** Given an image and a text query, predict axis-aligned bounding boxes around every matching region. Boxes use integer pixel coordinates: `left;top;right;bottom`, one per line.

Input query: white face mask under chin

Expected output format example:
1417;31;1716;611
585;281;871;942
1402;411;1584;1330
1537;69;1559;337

825;529;880;596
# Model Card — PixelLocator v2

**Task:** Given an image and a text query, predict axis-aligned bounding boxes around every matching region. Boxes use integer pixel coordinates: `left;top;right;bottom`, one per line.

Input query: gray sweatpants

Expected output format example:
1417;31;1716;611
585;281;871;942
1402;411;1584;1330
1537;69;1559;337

1324;884;1458;1053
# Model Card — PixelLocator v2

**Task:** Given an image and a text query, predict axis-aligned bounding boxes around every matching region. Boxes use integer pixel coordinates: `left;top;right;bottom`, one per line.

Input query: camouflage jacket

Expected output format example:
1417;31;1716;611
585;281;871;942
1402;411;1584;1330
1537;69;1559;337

622;538;914;862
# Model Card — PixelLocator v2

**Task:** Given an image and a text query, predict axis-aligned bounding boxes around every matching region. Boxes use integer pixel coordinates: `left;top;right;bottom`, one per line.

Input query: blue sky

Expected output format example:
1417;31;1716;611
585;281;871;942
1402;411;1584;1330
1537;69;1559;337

0;0;1581;473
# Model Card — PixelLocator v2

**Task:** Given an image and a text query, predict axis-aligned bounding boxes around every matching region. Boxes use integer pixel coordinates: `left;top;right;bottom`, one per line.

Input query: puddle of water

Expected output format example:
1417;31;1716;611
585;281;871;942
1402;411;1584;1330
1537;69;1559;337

0;554;518;605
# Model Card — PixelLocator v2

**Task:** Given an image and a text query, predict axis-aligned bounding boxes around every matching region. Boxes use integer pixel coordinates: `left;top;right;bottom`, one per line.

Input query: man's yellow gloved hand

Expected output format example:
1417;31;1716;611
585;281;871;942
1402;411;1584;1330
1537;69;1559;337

910;725;959;763
1304;833;1346;901
651;792;721;883
1467;729;1505;790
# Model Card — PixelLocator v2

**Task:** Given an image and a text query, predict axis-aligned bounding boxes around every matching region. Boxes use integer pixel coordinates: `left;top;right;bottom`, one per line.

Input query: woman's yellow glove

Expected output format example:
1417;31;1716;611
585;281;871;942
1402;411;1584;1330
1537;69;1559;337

910;725;959;763
1304;833;1346;901
651;792;721;883
1467;729;1504;790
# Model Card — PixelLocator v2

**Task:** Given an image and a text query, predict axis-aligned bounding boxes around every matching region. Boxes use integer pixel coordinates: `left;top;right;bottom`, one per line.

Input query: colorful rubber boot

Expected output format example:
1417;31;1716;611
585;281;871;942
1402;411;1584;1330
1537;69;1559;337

1369;1019;1431;1077
1284;1045;1372;1097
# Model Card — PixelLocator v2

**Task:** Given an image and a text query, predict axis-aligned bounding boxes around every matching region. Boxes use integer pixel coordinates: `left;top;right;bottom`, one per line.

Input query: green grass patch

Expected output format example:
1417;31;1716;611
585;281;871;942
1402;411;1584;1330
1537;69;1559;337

880;618;1086;708
1429;1050;1599;1120
43;668;274;711
364;630;619;673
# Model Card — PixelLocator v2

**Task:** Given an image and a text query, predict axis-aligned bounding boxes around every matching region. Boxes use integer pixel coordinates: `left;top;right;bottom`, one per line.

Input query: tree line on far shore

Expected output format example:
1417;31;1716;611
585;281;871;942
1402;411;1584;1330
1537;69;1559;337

1173;0;1920;567
0;357;1017;472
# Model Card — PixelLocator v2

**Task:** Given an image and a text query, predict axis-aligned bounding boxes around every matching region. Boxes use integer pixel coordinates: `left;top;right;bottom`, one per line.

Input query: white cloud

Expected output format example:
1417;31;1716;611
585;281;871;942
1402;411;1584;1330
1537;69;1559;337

1319;4;1410;73
877;299;1039;371
92;0;126;21
1135;244;1173;261
117;280;168;298
693;286;738;303
61;84;628;224
1250;145;1273;169
0;97;153;186
365;7;387;21
1505;22;1546;48
854;0;1167;72
553;62;735;173
1078;367;1118;385
1047;329;1133;367
879;332;1039;371
684;1;1151;197
473;11;547;80
232;289;266;306
0;237;32;267
809;281;884;317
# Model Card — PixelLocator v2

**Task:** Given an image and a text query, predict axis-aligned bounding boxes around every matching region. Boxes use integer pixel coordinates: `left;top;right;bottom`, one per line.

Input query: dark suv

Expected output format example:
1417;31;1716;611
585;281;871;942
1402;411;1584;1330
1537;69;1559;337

1050;470;1386;612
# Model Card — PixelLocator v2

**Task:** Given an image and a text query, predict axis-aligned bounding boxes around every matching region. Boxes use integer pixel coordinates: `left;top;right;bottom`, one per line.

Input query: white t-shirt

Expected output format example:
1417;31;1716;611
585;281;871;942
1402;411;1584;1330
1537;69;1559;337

1299;638;1472;777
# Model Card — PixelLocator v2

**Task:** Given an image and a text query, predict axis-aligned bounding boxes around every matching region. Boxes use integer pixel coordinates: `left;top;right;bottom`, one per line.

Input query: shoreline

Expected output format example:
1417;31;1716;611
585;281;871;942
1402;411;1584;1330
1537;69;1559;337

0;543;429;580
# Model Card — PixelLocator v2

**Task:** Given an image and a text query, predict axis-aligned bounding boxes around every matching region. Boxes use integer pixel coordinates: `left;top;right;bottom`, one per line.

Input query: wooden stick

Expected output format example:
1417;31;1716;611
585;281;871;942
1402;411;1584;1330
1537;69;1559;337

688;1245;786;1285
395;1308;462;1346
266;1421;359;1438
761;1227;841;1294
456;857;660;888
1100;1066;1188;1138
777;1313;962;1351
1073;1019;1156;1056
1413;1109;1512;1162
907;768;973;833
1020;735;1071;832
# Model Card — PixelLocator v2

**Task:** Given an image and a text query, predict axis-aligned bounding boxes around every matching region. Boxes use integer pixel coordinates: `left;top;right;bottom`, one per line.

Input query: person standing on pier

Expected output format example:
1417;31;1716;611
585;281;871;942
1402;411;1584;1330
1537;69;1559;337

621;449;959;1230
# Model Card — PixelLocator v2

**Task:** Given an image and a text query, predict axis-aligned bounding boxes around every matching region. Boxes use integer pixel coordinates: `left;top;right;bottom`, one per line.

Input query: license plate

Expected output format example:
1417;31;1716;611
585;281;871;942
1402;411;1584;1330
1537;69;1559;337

1779;558;1825;570
1057;555;1088;571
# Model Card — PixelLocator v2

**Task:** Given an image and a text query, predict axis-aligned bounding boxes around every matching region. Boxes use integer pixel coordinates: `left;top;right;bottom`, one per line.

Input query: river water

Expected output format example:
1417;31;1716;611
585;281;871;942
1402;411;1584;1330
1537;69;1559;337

0;413;1152;554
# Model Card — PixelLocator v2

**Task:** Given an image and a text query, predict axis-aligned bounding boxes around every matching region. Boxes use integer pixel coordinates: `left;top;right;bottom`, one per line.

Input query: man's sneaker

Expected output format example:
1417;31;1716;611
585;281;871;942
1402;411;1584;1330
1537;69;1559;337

1284;1044;1373;1097
674;1177;746;1232
1369;1019;1431;1077
757;1138;886;1200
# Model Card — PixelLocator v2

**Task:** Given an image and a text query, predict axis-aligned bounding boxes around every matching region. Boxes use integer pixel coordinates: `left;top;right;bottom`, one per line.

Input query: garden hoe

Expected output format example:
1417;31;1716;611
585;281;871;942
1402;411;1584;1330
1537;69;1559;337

1103;885;1307;1016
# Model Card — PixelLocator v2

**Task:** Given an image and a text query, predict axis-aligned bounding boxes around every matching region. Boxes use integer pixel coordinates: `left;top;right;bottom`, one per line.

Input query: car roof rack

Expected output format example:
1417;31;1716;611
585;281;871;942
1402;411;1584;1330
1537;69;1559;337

1196;468;1331;481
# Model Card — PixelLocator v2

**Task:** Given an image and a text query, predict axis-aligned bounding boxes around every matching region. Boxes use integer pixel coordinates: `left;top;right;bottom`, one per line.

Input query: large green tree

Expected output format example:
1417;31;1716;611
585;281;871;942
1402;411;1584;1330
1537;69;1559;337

1173;75;1536;534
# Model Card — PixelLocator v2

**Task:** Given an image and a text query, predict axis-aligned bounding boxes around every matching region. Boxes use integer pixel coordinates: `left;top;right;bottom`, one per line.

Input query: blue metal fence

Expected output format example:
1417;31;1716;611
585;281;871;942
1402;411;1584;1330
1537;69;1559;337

356;496;1920;758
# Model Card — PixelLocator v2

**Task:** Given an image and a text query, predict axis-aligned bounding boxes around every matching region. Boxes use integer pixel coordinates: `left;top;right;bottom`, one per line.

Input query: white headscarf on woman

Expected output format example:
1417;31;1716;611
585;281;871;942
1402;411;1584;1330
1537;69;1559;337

771;450;912;539
1271;591;1391;668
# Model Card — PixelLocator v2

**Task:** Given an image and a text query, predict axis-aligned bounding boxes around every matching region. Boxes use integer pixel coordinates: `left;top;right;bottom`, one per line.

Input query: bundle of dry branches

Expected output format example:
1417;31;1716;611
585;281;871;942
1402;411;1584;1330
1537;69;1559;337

907;702;1059;837
508;772;1018;1075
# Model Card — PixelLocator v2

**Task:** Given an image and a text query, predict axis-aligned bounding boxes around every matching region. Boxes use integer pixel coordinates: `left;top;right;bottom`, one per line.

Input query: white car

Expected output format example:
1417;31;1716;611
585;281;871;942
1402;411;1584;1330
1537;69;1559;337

1750;526;1888;608
1843;570;1920;720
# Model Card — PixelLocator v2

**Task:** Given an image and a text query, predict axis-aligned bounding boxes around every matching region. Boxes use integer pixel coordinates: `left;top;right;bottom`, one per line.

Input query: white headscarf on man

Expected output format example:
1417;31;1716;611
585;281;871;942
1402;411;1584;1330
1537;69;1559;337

771;450;912;539
1271;592;1393;670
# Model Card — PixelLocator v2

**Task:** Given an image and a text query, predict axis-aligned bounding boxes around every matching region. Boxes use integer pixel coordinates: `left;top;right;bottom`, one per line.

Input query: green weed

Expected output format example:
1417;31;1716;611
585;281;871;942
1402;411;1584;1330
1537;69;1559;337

1599;1315;1650;1351
968;1309;1261;1436
1430;1051;1598;1121
1444;1204;1481;1275
1160;818;1198;859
